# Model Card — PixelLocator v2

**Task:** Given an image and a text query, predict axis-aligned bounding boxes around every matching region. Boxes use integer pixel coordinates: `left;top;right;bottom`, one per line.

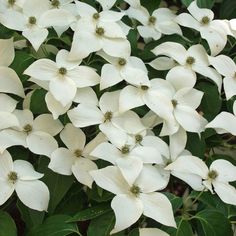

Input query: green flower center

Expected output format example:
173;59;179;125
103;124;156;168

121;145;130;154
51;0;60;7
28;16;37;25
141;85;149;91
130;185;141;197
23;124;32;133
96;27;105;36
8;171;18;184
104;111;113;122
93;13;100;20
58;67;67;75
171;99;178;108
148;16;156;25
208;170;218;180
118;58;127;66
74;149;82;158
8;0;16;6
135;134;143;143
201;16;210;25
186;56;195;65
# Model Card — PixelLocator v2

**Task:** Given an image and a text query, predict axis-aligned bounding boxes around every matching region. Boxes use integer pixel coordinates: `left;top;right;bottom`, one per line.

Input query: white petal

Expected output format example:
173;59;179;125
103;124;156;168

0;112;19;130
0;94;17;112
0;180;14;205
49;148;74;175
99;90;120;114
60;123;85;151
49;77;76;106
0;67;25;97
140;192;176;228
27;131;58;157
126;6;149;25
13;160;43;180
73;87;98;105
149;57;176;71
67;104;103;127
23;0;50;17
0;150;13;179
213;182;236;205
33;113;63;136
90;166;130;195
15;180;49;211
139;228;169;236
75;1;96;17
210;159;236;182
24;59;57;81
206;111;236;135
175;13;200;31
0;38;14;66
166;66;196;90
224;76;236;100
111;194;143;234
72;158;97;188
13;109;33;128
137;26;161;40
96;0;116;10
22;27;48;52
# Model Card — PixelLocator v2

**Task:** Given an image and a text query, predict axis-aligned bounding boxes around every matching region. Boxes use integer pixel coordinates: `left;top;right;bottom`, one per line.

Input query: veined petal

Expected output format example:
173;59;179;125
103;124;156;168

0;67;25;97
49;148;74;175
111;194;143;234
0;38;14;66
140;192;176;228
15;180;49;211
72;158;97;188
90;166;130;195
27;131;58;157
67;104;103;127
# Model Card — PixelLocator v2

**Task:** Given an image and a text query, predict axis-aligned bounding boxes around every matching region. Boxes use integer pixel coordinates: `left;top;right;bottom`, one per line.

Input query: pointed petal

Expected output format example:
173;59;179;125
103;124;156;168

175;13;200;31
149;57;176;71
224;76;236;100
0;38;14;66
0;150;13;179
73;87;98;105
99;90;120;113
0;180;14;205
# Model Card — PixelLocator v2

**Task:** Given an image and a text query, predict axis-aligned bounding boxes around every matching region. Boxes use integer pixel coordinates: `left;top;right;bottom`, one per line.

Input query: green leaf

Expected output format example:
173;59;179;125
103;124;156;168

87;211;115;236
30;89;49;114
163;192;183;212
27;215;80;236
181;0;215;8
140;0;161;14
186;133;206;158
220;0;236;19
0;210;17;236
175;218;193;236
192;210;233;236
68;203;111;222
17;200;45;230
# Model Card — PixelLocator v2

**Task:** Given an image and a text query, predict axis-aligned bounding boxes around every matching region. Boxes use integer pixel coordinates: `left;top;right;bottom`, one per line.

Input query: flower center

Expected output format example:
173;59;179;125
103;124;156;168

96;27;105;36
148;16;156;25
23;124;32;133
51;0;60;7
135;134;143;143
58;67;67;75
130;185;141;197
93;13;100;20
118;58;127;66
104;111;113;122
186;56;195;65
8;0;15;6
121;145;130;154
140;85;149;91
74;149;82;158
171;99;178;108
201;16;210;25
8;171;18;184
28;16;37;25
208;170;218;180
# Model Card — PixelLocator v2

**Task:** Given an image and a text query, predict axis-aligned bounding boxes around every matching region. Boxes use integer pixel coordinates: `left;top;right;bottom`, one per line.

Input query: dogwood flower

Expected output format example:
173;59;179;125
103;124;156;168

126;6;182;40
208;54;236;100
166;156;236;205
24;49;100;106
49;124;106;188
0;150;49;211
96;0;140;10
97;51;149;90
151;42;222;91
175;0;229;55
0;38;25;97
0;109;63;157
90;166;176;234
69;1;130;60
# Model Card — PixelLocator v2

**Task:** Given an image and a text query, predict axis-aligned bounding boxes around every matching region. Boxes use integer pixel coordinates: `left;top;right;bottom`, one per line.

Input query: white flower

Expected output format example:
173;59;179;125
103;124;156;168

0;0;24;13
49;123;106;188
126;6;182;40
0;109;63;157
96;0;140;10
69;1;130;60
208;54;236;100
175;0;229;55
24;49;100;106
0;150;49;211
206;101;236;135
97;51;149;90
90;166;176;234
0;38;25;97
139;228;169;236
166;156;236;205
151;42;222;92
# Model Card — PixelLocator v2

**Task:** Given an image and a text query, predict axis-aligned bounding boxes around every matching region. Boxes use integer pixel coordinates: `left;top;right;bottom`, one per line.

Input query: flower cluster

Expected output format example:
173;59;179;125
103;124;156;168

0;0;236;235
